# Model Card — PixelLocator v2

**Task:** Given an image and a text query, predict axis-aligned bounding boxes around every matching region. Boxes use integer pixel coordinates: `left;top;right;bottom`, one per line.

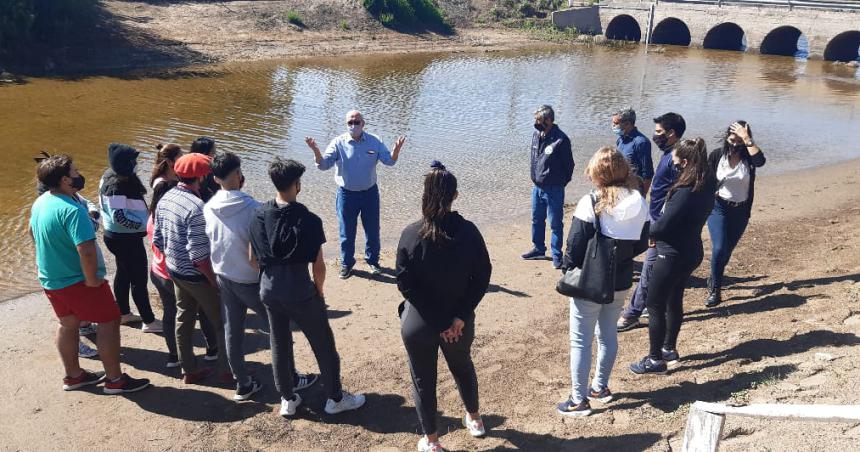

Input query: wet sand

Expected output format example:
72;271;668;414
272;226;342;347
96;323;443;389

2;158;859;450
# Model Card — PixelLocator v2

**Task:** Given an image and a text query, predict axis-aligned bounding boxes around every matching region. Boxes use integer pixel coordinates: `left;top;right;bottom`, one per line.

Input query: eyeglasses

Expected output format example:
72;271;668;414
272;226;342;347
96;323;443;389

347;120;362;126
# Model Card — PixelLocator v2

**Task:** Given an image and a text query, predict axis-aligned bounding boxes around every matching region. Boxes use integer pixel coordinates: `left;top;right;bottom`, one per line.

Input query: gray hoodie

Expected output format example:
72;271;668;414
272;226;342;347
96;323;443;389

203;190;261;284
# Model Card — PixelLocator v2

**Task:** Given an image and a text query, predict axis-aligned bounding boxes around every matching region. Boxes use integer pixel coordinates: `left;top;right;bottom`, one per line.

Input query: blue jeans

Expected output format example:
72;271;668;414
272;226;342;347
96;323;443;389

707;199;750;290
569;291;627;403
621;246;657;320
336;185;381;269
531;185;565;263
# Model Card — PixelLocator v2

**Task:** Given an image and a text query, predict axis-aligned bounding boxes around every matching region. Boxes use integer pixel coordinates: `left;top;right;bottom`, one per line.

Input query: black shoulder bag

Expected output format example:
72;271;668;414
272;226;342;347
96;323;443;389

555;194;618;304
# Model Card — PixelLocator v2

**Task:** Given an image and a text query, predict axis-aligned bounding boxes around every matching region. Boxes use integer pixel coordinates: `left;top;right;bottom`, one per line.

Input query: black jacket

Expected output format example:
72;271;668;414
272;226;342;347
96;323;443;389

650;178;716;255
562;212;639;291
708;147;766;218
530;125;574;188
249;201;325;268
396;212;492;332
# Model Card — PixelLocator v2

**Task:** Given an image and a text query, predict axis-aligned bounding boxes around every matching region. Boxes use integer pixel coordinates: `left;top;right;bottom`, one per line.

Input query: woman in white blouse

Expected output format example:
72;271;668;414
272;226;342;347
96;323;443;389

705;121;766;307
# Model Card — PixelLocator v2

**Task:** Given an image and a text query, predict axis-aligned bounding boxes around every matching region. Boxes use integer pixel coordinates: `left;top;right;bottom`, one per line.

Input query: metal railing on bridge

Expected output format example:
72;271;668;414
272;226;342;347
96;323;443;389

578;0;860;11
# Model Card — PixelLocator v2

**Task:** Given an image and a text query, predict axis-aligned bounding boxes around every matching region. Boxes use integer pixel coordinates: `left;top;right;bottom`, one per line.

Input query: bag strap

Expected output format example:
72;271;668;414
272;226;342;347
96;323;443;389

589;192;603;233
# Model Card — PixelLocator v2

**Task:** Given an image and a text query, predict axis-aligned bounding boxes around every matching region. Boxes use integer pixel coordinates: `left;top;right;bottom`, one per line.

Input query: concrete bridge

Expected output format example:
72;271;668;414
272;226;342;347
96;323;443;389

552;1;860;61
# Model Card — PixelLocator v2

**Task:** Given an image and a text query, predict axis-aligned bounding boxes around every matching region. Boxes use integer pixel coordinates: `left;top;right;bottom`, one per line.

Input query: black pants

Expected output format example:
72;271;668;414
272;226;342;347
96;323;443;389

646;244;703;360
266;294;342;400
400;302;479;436
149;271;219;357
103;234;155;324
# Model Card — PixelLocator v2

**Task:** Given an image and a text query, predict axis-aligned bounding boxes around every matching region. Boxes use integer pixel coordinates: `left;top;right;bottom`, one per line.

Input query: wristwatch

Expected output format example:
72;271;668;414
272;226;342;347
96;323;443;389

744;140;754;147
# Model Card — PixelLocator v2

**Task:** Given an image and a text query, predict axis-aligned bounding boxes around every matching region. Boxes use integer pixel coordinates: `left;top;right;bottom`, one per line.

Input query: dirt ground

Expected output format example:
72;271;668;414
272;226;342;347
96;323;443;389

1;156;859;451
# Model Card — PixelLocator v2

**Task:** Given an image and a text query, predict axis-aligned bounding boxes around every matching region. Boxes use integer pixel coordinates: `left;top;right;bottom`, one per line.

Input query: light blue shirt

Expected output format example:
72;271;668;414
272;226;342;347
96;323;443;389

317;132;396;191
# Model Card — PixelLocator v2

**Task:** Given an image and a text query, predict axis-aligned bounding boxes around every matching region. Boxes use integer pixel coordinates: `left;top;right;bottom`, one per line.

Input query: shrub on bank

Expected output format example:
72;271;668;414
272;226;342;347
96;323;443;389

363;0;453;34
0;0;99;54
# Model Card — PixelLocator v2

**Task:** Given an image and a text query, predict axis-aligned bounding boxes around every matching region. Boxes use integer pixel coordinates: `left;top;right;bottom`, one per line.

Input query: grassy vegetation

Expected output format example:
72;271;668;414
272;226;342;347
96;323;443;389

0;0;100;54
338;19;350;30
285;10;305;28
484;0;565;23
363;0;452;34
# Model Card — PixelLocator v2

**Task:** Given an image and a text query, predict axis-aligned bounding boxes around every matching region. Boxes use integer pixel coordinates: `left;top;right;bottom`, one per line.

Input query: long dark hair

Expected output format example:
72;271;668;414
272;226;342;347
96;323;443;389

149;179;178;215
150;143;183;188
721;120;753;157
420;160;458;242
669;138;710;197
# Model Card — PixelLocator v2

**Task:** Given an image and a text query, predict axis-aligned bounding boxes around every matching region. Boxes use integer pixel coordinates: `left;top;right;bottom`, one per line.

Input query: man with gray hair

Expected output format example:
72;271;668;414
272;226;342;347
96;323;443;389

522;105;574;269
612;108;654;192
305;110;406;279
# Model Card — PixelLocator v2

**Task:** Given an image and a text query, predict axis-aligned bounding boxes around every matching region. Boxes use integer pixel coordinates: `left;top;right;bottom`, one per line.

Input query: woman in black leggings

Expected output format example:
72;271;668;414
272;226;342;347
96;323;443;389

396;161;492;452
630;138;715;375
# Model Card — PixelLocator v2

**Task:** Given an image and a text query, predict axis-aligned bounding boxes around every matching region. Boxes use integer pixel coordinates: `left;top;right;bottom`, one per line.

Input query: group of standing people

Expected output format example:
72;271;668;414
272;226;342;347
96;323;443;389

29;103;764;451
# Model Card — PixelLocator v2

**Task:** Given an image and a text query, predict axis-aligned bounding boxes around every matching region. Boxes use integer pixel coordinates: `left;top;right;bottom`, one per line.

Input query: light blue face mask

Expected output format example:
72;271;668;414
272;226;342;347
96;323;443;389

612;126;623;137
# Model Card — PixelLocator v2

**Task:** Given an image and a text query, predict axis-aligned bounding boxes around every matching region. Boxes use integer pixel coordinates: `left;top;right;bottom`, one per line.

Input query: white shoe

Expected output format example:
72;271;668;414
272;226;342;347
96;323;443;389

78;342;98;358
280;394;302;417
142;320;163;333
120;314;142;325
417;437;446;452
324;391;366;414
462;413;486;437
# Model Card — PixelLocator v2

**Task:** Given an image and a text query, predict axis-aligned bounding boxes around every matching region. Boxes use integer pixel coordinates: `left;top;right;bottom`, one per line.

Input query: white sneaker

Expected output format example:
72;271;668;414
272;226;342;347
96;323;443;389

280;394;302;417
142;320;163;333
120;314;142;325
324;391;366;414
417;437;446;452
462;413;486;437
78;342;98;358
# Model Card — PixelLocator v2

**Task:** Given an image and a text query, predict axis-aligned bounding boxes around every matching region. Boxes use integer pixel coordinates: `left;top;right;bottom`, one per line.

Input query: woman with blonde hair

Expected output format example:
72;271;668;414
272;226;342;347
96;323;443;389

557;147;648;417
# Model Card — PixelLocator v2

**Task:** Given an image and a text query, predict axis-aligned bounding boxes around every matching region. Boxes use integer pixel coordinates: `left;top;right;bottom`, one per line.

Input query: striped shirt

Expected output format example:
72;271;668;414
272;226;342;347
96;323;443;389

153;184;210;280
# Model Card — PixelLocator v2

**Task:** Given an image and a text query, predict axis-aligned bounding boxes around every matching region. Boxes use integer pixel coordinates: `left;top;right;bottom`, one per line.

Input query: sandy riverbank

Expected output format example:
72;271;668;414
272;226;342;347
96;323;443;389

1;157;859;451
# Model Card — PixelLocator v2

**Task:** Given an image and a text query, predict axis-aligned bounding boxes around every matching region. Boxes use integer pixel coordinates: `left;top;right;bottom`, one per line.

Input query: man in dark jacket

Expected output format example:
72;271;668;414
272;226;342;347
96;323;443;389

522;105;575;269
249;157;365;419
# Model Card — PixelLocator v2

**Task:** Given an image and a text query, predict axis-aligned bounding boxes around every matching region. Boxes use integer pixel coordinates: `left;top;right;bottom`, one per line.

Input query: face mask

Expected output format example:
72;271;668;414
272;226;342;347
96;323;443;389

673;162;684;173
612;126;623;137
239;174;246;190
348;123;363;137
653;133;669;150
534;122;545;132
70;174;86;190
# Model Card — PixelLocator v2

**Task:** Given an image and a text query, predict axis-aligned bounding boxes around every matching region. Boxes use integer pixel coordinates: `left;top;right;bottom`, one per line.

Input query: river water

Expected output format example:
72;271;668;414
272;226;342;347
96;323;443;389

1;45;859;300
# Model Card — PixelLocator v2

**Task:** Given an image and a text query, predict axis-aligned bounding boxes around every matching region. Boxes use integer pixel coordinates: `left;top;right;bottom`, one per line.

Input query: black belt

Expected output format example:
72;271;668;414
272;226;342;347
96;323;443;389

718;197;748;208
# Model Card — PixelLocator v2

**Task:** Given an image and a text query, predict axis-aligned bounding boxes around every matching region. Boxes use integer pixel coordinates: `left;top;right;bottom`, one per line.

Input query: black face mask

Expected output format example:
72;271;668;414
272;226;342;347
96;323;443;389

534;122;545;132
239;174;246;190
70;174;86;190
673;162;684;173
652;133;670;150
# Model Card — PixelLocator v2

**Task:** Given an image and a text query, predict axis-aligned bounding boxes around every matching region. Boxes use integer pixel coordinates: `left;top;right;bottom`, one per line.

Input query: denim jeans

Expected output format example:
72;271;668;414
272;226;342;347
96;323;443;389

707;199;750;290
621;246;657;320
336;185;381;269
531;185;565;263
218;276;269;386
569;291;626;403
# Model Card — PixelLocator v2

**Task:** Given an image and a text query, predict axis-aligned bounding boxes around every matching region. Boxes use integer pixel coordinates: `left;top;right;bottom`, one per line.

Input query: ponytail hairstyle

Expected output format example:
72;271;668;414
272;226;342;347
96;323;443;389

585;146;640;215
669;138;710;197
149;179;179;215
419;160;458;243
150;143;183;188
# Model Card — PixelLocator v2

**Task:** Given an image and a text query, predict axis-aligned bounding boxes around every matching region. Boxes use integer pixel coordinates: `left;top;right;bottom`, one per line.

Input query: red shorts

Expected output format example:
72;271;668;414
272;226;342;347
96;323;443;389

44;281;121;323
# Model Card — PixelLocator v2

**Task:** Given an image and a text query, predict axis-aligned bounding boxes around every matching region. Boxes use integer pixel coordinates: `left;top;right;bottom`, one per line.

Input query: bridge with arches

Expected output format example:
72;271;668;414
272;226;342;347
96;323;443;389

553;1;860;61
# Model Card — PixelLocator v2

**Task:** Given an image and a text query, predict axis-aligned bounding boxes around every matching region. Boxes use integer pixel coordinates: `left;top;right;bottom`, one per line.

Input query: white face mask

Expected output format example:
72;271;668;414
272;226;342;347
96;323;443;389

348;123;363;137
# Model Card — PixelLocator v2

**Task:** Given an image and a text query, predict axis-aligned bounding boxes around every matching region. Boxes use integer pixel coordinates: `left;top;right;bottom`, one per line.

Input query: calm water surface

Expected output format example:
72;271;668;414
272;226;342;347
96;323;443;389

2;46;859;299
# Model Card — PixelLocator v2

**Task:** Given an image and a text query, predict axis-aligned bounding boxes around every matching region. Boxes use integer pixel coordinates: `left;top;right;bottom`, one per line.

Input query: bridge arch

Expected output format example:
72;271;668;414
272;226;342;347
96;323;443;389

651;17;691;47
605;14;642;42
703;22;746;51
760;26;805;57
824;30;860;62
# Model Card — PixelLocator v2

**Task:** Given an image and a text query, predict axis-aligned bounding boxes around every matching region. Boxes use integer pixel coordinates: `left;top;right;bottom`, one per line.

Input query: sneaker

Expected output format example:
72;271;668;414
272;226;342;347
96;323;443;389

78;323;97;336
280;394;302;417
339;266;353;280
183;367;214;384
62;370;105;391
78;342;99;359
141;319;163;333
103;373;151;394
234;377;263;401
662;348;680;365
294;372;319;391
521;249;546;260
629;356;668;375
324;391;366;414
165;354;180;369
552;258;563;270
120;313;142;325
587;387;613;403
617;316;640;332
556;397;592;417
368;263;383;276
203;348;219;362
705;290;722;308
640;308;649;318
462;413;486;437
417;437;447;452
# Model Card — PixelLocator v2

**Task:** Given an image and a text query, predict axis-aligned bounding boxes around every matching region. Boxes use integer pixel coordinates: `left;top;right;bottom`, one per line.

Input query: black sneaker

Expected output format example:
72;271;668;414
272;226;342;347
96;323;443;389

521;249;546;260
203;348;219;362
368;264;383;276
556;397;592;417
662;348;680;365
629;356;667;375
233;377;263;401
705;290;722;308
339;266;353;280
103;373;151;394
617;316;640;332
294;372;319;391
